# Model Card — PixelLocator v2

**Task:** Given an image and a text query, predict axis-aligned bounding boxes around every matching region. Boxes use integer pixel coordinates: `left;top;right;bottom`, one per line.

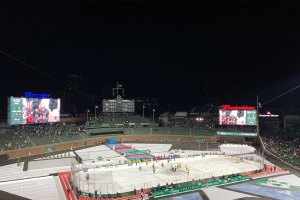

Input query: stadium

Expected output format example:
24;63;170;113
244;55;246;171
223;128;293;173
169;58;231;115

1;2;300;200
0;84;300;200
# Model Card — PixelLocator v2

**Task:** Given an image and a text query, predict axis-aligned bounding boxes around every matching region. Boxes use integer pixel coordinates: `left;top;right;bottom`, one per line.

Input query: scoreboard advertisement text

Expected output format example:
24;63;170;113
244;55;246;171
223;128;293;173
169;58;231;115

9;97;60;125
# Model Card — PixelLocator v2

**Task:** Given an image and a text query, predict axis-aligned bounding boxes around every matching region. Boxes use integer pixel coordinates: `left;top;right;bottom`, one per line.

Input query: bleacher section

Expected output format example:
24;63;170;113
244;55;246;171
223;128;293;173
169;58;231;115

86;114;158;129
85;115;158;136
0;123;220;152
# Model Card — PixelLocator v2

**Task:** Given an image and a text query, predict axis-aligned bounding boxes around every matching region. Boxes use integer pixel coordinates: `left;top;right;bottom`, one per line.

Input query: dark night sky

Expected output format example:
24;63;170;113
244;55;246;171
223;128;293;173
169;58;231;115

1;1;300;114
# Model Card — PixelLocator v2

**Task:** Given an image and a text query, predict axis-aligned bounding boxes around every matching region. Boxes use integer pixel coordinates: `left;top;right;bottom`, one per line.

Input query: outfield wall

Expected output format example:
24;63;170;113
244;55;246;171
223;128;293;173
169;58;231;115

60;117;86;124
0;134;245;160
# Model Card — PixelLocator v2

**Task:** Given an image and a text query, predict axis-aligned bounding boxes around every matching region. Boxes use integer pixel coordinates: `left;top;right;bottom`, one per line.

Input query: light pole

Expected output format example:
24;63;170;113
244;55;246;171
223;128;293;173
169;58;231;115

152;108;155;122
142;105;145;118
87;109;90;122
95;105;99;119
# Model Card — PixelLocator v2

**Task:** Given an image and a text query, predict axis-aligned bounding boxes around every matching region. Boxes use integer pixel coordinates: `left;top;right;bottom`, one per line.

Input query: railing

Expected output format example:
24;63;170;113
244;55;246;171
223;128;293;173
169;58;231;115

153;175;249;198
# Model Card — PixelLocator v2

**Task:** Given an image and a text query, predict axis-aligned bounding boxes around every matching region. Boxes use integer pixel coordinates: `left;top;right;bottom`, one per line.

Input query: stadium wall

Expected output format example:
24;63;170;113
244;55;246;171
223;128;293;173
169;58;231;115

0;135;245;160
60;117;86;123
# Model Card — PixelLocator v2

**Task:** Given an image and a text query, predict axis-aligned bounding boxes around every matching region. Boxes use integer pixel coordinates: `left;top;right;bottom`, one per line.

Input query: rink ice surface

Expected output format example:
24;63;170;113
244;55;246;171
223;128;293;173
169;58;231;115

77;155;261;194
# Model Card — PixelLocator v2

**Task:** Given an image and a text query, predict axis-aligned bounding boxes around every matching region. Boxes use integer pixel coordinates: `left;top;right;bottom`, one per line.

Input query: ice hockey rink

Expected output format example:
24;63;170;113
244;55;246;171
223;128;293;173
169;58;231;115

74;143;262;194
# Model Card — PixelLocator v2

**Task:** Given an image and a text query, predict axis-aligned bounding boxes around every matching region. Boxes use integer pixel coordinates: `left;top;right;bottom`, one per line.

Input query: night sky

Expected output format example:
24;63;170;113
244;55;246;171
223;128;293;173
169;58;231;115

1;1;300;115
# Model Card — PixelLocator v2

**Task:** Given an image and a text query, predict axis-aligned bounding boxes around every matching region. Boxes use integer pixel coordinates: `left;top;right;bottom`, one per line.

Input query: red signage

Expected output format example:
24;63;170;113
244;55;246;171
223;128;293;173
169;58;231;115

220;105;255;110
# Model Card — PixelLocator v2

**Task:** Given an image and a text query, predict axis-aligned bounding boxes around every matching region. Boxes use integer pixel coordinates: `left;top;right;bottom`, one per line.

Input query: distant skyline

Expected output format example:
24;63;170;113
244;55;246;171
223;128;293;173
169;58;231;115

1;1;300;115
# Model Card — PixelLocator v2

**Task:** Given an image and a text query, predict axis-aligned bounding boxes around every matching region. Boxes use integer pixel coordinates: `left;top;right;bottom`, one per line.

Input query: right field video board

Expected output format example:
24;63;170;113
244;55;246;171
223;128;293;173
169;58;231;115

219;105;256;126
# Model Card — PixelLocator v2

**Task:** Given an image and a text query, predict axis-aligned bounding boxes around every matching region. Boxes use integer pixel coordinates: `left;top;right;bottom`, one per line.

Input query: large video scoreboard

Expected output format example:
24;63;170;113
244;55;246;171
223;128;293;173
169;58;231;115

102;95;135;113
219;105;256;126
8;97;61;125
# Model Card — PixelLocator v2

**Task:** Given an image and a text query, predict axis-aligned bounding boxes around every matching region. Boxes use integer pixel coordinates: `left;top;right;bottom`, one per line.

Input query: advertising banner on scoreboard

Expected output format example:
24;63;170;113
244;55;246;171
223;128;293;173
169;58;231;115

9;97;60;125
219;105;256;126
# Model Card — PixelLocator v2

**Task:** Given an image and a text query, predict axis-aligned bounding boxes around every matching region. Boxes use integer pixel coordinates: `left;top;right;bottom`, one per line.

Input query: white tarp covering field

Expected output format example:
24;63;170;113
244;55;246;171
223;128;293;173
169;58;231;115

0;176;60;200
220;144;256;155
0;161;71;183
75;145;129;167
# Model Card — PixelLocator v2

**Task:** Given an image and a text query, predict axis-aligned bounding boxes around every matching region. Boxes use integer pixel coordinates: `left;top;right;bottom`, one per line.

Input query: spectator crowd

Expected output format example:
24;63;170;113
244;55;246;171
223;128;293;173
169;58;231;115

262;134;300;168
0;123;83;151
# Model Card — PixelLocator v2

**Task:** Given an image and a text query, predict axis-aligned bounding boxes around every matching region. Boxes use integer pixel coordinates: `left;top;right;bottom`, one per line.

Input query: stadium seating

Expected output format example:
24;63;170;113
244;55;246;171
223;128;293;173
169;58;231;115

262;134;300;168
0;112;256;153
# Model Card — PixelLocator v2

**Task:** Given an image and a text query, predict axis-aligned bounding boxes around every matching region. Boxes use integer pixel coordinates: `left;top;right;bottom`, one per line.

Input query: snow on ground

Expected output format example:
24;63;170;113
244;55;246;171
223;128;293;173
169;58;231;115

75;155;261;194
0;176;60;200
202;187;257;200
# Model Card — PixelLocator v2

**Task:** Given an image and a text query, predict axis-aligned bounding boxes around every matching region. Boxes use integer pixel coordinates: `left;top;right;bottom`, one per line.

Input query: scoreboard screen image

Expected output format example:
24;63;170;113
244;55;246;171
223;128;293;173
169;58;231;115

219;110;256;126
8;97;60;125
